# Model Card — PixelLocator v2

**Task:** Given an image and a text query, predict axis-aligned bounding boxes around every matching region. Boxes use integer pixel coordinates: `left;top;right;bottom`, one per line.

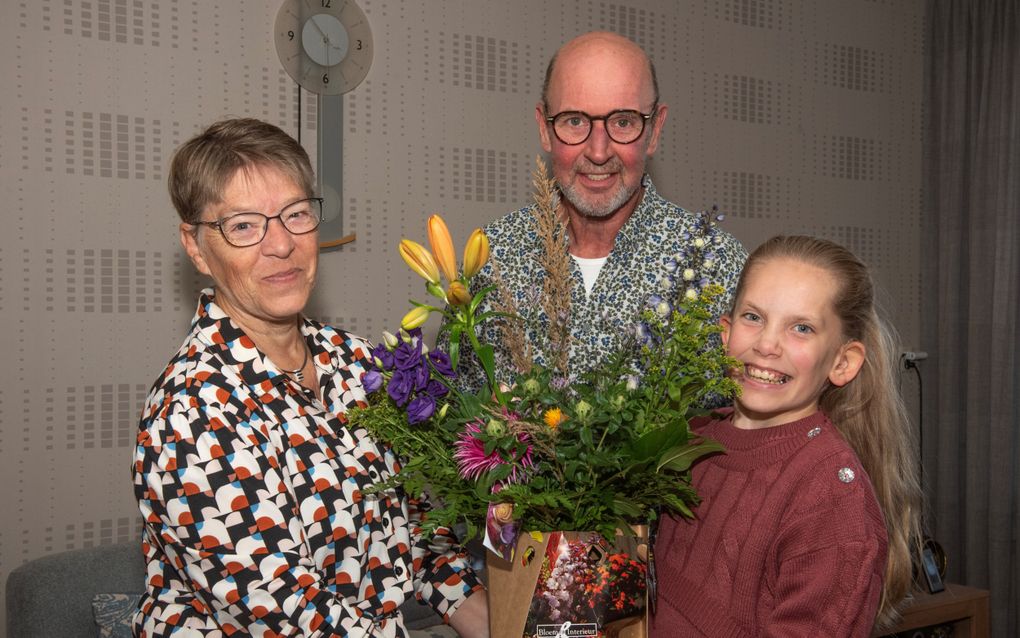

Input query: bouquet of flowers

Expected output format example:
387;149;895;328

347;159;739;555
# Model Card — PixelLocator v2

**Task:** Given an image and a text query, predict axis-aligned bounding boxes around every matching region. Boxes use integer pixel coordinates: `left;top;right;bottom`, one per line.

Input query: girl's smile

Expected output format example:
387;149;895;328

722;257;865;430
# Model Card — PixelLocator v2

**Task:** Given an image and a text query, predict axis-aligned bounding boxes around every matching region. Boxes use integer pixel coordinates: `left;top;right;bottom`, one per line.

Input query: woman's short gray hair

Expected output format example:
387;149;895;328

168;118;315;224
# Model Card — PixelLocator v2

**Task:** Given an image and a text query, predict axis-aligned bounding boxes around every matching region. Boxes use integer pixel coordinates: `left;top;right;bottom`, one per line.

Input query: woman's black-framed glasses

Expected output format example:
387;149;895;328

194;197;324;247
545;104;657;145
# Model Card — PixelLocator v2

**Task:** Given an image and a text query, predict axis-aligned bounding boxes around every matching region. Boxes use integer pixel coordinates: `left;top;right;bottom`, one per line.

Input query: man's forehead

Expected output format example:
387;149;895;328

546;42;654;110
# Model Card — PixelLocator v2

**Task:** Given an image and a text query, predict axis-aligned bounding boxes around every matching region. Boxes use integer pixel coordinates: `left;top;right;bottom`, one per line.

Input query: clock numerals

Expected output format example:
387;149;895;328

274;0;373;95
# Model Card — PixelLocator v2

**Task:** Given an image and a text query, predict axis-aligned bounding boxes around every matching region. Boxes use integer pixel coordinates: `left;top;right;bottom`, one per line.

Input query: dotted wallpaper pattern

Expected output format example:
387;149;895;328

0;0;923;632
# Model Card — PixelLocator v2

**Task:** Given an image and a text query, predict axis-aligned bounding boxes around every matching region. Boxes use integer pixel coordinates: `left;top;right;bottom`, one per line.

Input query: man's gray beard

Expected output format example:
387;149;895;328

560;179;638;219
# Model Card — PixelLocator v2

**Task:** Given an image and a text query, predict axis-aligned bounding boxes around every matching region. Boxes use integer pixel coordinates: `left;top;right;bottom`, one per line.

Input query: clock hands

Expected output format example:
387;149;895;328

275;0;371;95
308;15;333;66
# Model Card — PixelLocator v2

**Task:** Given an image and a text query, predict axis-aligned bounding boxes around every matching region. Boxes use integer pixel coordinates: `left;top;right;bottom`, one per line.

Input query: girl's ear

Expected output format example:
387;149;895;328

720;314;732;348
829;340;866;387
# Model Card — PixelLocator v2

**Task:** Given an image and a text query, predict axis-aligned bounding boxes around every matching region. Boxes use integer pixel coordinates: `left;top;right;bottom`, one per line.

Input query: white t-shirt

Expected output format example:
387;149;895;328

571;254;608;295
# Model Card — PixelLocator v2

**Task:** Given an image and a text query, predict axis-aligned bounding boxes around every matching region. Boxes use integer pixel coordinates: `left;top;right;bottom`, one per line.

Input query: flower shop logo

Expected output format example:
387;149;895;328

537;622;598;637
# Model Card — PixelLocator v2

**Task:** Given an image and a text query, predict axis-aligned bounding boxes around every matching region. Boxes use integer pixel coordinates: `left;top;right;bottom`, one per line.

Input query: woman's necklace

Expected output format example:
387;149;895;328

280;344;309;382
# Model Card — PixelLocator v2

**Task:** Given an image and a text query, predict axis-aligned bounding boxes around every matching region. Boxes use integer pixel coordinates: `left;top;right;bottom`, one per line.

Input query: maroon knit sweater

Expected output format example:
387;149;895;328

649;410;888;638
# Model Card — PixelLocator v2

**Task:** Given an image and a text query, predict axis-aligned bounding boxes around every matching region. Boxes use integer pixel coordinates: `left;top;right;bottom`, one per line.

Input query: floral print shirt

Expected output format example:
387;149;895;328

450;177;747;393
133;289;481;637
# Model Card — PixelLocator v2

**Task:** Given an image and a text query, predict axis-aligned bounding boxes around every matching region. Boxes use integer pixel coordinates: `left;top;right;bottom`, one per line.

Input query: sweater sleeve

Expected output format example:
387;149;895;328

763;458;888;638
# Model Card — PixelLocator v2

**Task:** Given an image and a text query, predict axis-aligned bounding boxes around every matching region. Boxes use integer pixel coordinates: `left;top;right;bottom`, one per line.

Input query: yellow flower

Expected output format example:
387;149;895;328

462;229;490;279
446;281;472;306
401;305;432;330
428;214;458;283
543;408;566;429
493;502;515;524
399;239;441;285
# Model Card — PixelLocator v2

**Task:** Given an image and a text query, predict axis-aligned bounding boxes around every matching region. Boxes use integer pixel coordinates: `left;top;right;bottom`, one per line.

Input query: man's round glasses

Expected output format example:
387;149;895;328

545;104;657;145
193;197;324;247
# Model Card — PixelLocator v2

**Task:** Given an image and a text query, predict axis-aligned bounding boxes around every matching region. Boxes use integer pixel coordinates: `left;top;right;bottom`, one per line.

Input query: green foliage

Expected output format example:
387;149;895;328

348;285;740;540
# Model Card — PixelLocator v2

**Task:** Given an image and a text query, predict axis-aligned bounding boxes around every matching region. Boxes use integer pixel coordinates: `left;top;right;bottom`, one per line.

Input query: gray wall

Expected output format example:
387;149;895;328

0;0;923;631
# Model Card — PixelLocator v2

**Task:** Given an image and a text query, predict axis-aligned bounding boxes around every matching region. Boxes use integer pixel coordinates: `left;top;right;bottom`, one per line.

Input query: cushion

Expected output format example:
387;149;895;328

91;593;140;638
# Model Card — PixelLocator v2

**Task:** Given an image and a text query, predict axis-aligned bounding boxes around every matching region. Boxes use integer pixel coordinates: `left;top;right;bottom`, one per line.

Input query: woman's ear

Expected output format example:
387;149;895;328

829;340;866;387
180;223;212;276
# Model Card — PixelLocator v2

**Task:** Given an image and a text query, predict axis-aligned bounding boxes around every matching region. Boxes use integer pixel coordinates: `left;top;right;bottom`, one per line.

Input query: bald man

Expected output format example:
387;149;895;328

451;31;747;392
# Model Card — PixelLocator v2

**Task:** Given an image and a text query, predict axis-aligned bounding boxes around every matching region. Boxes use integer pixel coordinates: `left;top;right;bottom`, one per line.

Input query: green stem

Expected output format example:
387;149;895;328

465;315;505;405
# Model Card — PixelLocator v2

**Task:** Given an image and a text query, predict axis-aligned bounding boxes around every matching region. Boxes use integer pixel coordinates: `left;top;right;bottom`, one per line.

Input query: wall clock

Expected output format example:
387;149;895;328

274;0;373;249
274;0;373;96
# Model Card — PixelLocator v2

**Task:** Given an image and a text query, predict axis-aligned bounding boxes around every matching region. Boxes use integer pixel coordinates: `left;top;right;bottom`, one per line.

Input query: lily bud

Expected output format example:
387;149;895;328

382;331;399;349
401;305;432;330
427;214;458;283
446;281;472;306
462;229;490;279
399;239;441;285
426;280;446;301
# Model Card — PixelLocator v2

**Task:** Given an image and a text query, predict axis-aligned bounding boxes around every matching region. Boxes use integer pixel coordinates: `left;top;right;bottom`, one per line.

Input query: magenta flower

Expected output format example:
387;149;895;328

453;420;534;483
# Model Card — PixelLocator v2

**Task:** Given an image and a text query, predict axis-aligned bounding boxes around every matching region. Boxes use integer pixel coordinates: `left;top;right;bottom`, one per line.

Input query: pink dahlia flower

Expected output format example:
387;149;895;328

454;420;534;483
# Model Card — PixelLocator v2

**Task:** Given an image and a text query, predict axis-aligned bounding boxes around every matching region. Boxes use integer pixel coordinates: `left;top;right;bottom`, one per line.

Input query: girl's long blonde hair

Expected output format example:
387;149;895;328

735;235;922;629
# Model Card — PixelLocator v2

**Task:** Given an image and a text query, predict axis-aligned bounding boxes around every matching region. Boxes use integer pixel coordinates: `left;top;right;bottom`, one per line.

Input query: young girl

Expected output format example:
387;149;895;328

651;235;922;637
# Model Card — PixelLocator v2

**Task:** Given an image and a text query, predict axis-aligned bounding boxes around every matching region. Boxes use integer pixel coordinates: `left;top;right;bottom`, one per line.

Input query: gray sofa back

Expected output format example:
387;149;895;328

5;541;144;638
6;540;450;636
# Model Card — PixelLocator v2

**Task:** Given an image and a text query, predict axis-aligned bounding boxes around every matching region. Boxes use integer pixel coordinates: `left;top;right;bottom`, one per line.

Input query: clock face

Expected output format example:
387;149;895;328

274;0;373;95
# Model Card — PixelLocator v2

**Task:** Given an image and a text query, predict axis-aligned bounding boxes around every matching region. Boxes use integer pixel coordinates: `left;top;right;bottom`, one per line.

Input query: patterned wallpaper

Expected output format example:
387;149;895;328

0;0;923;631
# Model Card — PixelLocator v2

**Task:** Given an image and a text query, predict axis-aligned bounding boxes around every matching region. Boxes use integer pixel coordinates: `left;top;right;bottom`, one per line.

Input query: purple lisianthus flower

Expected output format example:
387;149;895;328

394;339;423;371
361;369;383;394
406;393;436;424
428;350;456;377
371;343;395;370
424;379;449;399
412;362;430;391
387;369;414;407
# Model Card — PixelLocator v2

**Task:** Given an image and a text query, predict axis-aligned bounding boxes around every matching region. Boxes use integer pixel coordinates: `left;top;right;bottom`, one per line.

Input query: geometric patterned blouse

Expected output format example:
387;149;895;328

132;289;482;637
450;177;747;393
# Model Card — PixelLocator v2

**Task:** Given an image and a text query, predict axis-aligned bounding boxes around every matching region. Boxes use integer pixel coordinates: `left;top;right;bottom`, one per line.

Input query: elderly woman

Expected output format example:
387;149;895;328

133;118;488;637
